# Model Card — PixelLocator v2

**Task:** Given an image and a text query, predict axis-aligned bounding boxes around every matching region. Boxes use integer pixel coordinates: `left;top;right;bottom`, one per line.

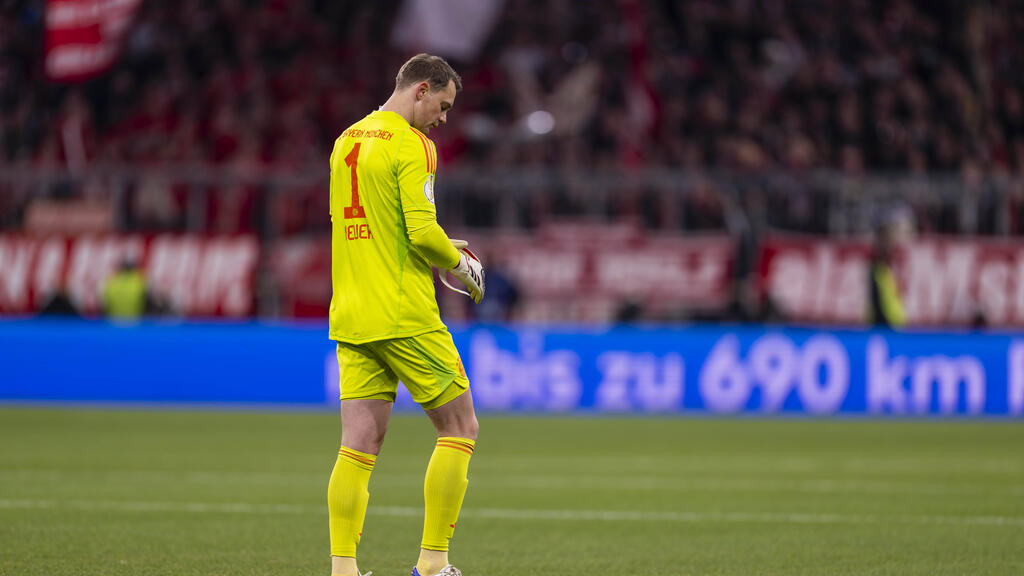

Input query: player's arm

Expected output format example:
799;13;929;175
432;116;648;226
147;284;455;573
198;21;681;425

397;133;484;302
407;214;461;269
396;134;460;270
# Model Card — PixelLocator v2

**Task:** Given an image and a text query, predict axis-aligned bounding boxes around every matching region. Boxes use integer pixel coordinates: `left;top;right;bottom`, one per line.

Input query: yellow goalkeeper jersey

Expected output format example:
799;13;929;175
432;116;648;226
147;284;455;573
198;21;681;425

328;110;461;344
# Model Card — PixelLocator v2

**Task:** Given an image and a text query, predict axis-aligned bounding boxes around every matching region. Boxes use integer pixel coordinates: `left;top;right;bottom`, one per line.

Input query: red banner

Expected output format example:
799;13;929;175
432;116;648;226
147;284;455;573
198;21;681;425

456;226;733;301
269;225;735;322
758;235;1024;326
44;0;142;83
0;235;260;317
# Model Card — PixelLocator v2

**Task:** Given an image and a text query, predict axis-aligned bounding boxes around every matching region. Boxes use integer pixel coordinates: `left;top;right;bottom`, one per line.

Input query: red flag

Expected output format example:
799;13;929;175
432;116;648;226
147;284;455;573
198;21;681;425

44;0;142;83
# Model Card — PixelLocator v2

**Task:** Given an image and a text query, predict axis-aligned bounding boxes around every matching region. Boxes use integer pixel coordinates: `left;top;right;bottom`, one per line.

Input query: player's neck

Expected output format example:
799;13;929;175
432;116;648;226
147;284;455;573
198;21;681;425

379;92;414;127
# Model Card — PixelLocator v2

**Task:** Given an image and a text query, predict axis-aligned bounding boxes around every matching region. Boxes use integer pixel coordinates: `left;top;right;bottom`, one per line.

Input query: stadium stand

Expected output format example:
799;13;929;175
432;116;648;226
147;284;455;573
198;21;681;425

2;0;1023;322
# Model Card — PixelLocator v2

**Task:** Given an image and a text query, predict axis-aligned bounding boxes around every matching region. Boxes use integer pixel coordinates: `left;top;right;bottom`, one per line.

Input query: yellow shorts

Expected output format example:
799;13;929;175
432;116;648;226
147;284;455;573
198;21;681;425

335;329;469;410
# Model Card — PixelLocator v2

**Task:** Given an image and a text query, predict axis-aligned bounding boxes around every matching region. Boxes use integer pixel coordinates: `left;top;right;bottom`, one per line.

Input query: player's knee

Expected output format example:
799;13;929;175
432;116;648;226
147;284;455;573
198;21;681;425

374;417;391;448
341;423;389;455
434;411;477;440
461;413;479;441
451;407;478;440
455;393;479;439
369;424;388;449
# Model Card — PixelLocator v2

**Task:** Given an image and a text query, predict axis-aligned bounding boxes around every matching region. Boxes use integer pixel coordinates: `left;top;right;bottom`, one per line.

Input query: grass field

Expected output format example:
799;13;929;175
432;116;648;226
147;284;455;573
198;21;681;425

1;408;1022;576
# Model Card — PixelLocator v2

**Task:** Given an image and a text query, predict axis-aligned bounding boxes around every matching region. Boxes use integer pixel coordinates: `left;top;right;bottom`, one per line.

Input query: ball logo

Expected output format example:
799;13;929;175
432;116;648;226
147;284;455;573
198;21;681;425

423;175;435;204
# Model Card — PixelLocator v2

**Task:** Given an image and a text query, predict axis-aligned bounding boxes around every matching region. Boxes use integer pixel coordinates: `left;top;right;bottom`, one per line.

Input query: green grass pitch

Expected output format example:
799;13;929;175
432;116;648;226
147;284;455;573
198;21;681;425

1;407;1022;576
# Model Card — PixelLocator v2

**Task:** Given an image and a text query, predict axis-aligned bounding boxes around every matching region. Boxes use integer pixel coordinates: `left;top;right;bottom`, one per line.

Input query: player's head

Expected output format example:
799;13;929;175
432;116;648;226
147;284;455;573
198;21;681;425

395;53;461;134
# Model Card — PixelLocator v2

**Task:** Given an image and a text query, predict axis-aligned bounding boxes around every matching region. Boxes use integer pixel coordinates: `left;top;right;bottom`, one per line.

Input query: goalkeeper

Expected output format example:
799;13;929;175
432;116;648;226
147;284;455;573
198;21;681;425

325;53;484;576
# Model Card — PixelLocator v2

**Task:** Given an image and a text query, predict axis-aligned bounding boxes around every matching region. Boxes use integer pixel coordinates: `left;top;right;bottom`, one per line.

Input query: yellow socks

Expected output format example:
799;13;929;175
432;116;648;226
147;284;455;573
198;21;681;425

328;446;376;566
418;436;475;574
329;438;473;576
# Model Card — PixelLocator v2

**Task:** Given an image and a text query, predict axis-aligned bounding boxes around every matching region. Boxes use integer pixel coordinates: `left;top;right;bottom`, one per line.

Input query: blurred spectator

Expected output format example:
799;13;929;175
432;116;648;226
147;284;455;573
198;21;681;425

473;251;520;323
1;0;1024;239
613;299;644;324
867;210;910;328
102;258;148;320
38;284;79;317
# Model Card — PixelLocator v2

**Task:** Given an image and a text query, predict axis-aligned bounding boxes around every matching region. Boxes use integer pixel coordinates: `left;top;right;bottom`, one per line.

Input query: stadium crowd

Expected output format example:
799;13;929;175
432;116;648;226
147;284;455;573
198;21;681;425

2;0;1024;236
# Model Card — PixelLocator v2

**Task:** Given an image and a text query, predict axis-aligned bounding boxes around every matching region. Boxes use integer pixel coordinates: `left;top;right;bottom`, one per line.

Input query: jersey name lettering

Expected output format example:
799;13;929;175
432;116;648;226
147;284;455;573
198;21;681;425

341;128;395;141
345;223;373;240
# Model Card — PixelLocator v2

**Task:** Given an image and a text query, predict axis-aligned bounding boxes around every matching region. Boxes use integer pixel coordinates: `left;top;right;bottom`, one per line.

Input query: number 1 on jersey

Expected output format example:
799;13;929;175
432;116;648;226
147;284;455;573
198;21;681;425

343;143;366;219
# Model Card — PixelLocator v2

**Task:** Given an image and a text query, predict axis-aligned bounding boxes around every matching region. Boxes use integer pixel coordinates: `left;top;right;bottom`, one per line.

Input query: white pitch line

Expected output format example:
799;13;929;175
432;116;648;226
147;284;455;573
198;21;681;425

1;499;1023;528
0;499;311;514
4;469;1023;497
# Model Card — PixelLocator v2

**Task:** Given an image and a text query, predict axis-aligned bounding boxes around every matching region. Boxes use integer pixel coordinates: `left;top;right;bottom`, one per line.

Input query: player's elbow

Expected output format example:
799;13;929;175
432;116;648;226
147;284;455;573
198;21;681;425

407;227;443;261
407;225;431;249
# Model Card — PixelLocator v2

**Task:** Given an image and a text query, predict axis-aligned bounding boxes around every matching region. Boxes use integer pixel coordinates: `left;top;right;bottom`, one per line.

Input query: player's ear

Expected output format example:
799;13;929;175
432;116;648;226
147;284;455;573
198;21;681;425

416;81;430;100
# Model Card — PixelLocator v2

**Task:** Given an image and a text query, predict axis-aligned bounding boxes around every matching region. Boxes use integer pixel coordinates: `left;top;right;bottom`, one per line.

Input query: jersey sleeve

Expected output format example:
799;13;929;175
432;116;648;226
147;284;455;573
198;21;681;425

328;142;337;220
397;130;461;270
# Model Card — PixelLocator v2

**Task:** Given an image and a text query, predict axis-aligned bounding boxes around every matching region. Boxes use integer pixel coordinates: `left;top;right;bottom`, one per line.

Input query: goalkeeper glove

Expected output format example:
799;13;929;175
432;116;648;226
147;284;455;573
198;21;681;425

444;246;485;304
